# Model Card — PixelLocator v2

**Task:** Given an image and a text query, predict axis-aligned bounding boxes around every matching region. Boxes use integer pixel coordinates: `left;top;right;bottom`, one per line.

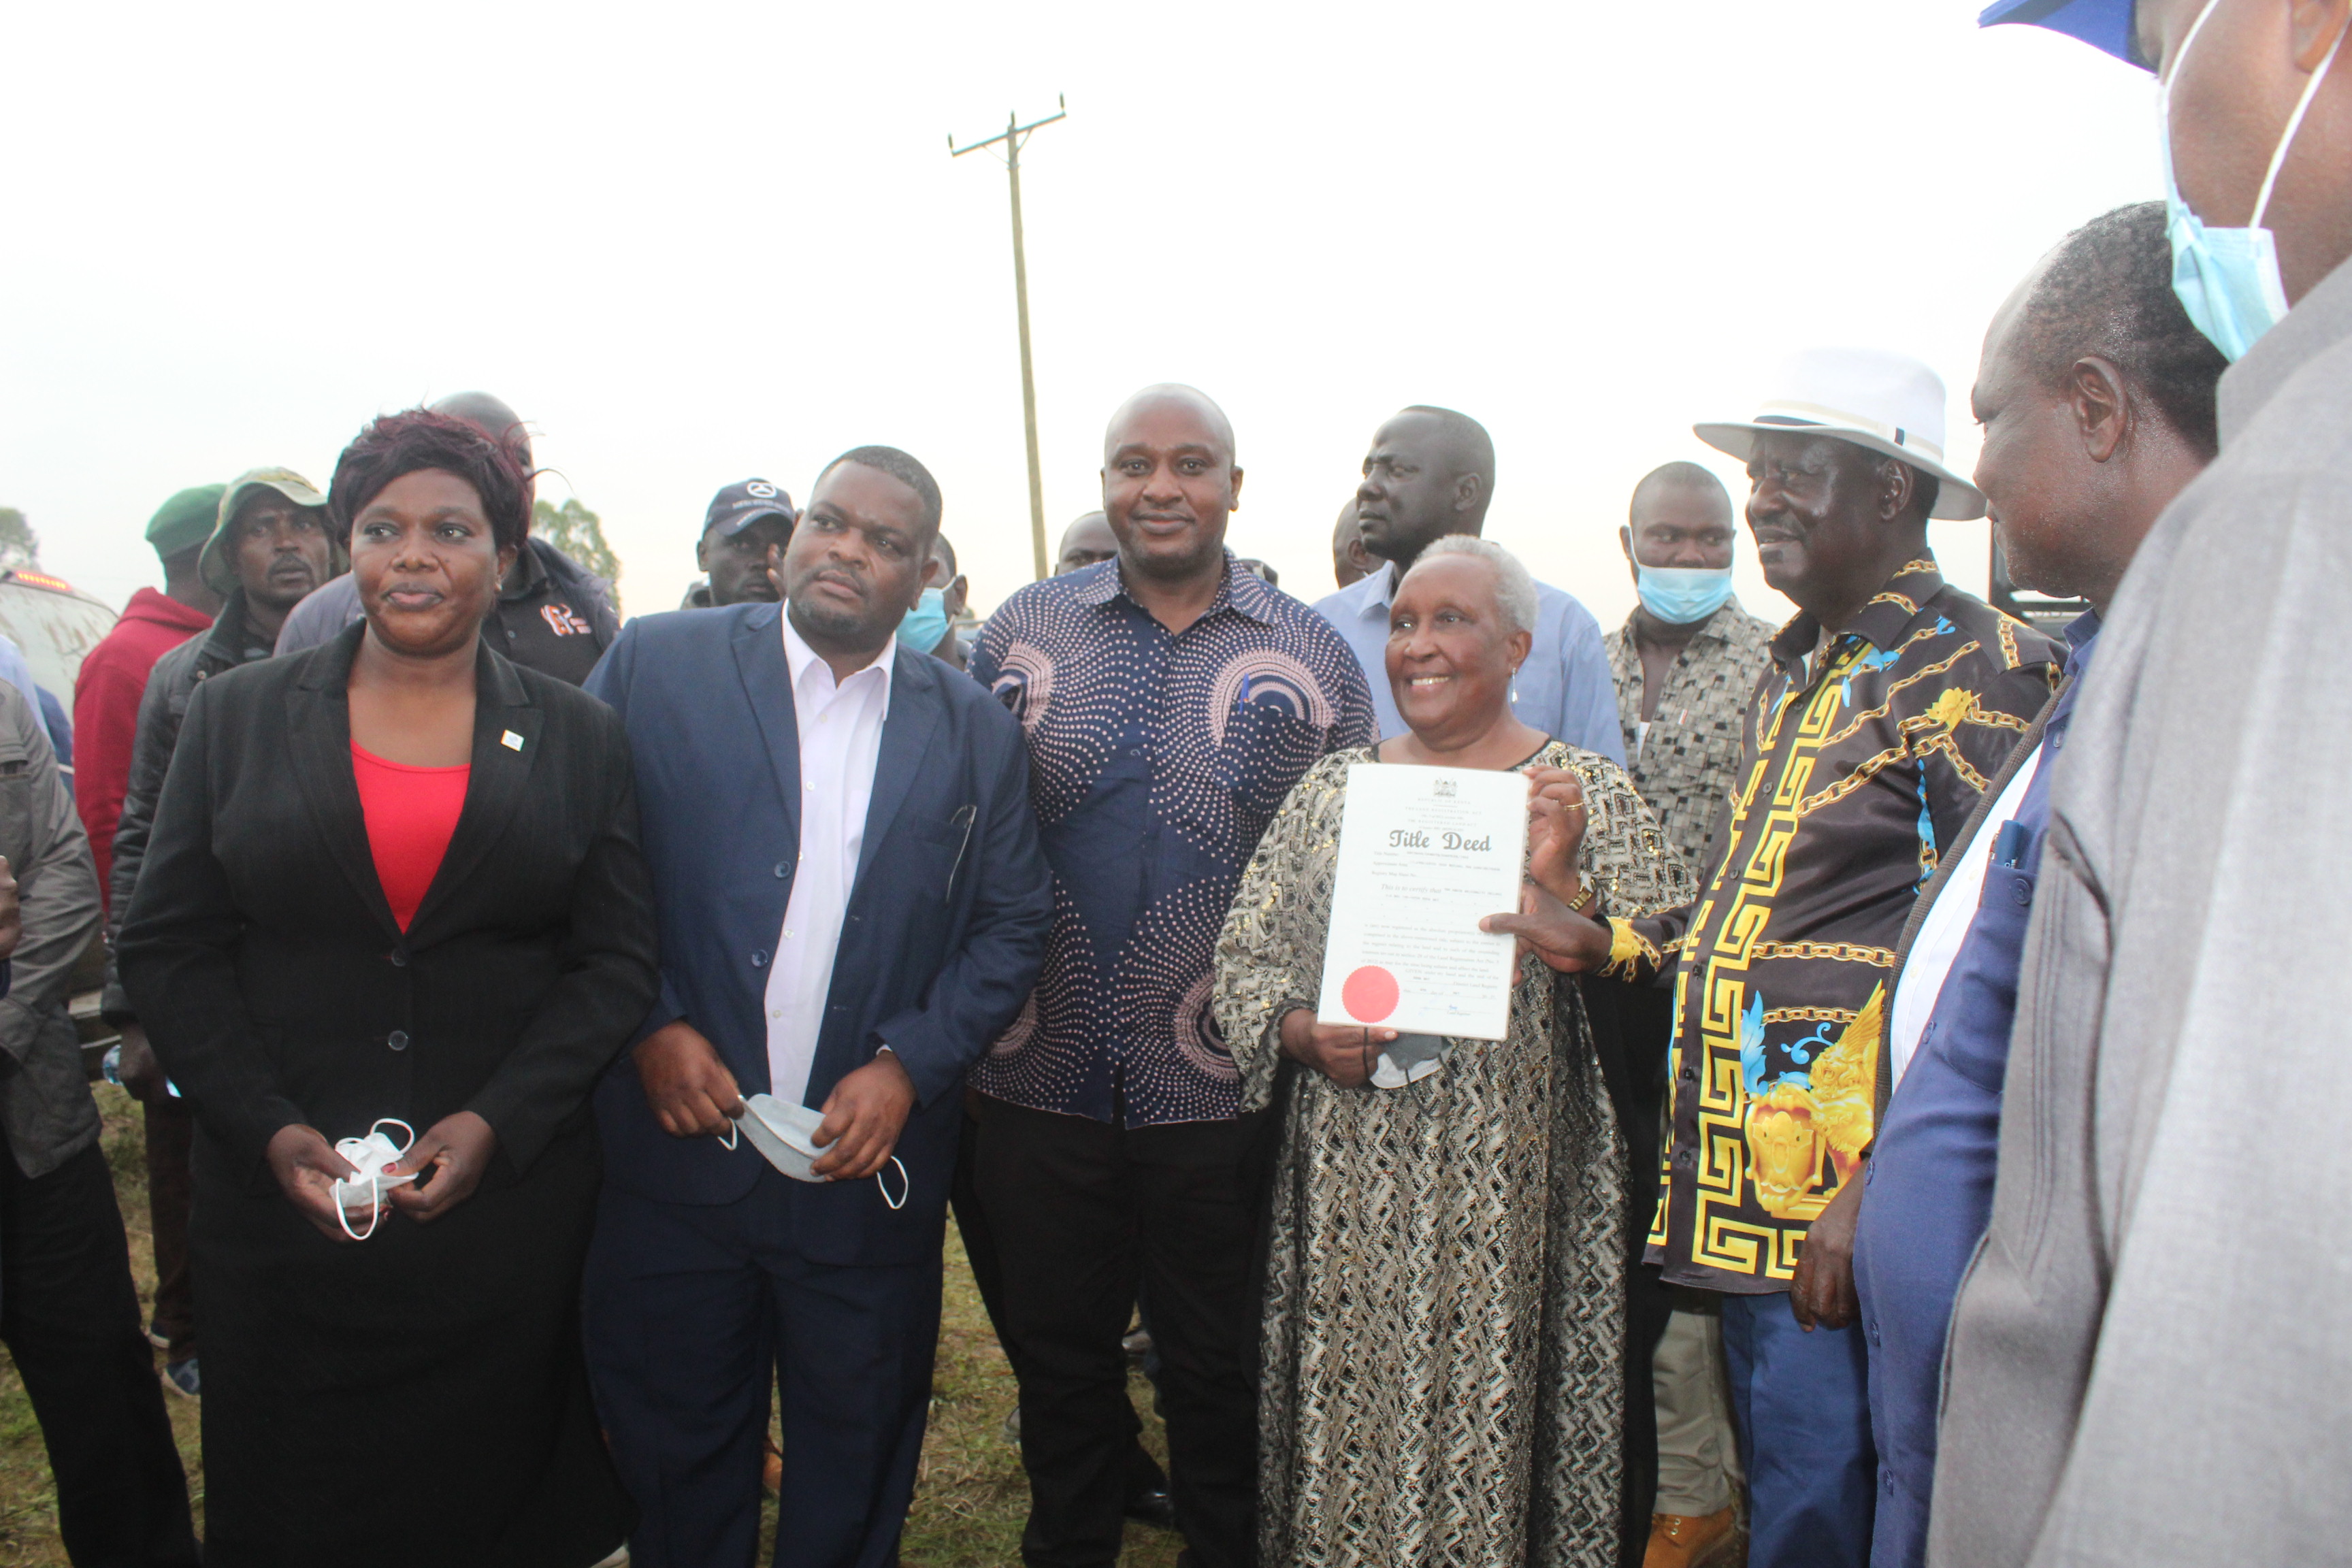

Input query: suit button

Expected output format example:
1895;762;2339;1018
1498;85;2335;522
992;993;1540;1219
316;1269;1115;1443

773;862;790;879
387;1030;410;1051
751;950;769;968
2012;876;2033;907
389;951;408;968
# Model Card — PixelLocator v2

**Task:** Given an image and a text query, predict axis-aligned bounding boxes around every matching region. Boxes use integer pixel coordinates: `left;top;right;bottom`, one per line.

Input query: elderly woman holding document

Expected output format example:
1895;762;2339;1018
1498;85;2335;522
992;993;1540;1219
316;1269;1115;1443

1213;535;1691;1568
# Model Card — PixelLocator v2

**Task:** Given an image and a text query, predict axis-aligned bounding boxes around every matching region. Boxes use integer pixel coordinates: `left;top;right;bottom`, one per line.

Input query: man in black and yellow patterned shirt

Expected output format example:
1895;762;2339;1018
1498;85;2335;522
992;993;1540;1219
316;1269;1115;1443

1603;461;1779;1567
1616;552;2055;1284
1509;352;2057;1568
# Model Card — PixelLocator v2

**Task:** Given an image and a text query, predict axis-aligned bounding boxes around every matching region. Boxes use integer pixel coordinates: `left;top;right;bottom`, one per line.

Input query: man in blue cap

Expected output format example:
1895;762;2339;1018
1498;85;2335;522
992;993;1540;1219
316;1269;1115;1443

685;478;794;608
1937;2;2352;1563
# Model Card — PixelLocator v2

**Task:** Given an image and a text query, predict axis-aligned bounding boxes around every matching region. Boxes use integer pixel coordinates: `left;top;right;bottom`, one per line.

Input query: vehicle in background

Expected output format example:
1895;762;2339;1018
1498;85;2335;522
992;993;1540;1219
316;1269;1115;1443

0;570;124;1073
1989;540;2091;640
0;568;119;703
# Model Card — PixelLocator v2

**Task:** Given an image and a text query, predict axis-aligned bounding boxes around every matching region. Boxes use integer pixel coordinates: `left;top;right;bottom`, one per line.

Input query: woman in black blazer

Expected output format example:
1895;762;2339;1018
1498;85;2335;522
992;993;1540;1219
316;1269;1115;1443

118;410;659;1567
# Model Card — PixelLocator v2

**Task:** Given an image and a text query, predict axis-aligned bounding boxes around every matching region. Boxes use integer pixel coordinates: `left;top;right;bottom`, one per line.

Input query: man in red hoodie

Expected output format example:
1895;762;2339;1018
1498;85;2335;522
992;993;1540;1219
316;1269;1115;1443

72;487;223;902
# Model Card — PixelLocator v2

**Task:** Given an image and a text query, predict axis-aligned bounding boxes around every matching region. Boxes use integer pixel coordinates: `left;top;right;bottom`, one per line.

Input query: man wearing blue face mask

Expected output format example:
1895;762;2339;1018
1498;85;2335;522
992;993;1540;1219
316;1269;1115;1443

1935;1;2352;1563
902;532;970;668
1606;462;1778;877
1602;461;1775;1568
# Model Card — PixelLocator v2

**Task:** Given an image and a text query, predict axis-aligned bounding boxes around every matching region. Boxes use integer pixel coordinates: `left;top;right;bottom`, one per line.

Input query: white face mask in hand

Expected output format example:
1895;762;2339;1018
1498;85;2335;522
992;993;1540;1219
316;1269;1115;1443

331;1118;418;1240
717;1095;909;1211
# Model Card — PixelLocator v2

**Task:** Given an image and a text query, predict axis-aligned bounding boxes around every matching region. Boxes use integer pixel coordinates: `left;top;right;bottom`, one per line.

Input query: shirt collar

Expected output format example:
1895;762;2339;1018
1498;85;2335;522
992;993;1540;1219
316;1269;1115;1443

2061;608;2102;679
781;609;896;711
1074;548;1272;625
1771;557;1946;665
1616;593;1745;644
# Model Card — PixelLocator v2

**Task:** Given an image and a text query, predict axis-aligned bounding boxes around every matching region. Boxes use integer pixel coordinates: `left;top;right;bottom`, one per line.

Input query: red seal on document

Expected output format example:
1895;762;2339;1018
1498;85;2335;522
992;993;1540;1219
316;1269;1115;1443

1340;966;1400;1024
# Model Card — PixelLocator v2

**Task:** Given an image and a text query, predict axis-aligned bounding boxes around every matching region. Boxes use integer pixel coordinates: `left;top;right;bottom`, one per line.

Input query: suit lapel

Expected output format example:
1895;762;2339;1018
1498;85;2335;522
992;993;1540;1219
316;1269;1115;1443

733;604;803;851
855;646;941;887
284;625;402;943
406;647;540;941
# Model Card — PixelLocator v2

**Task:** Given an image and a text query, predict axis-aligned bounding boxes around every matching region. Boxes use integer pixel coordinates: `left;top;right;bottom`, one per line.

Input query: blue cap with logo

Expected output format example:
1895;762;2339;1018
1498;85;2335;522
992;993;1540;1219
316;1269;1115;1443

1978;0;2146;68
704;478;796;539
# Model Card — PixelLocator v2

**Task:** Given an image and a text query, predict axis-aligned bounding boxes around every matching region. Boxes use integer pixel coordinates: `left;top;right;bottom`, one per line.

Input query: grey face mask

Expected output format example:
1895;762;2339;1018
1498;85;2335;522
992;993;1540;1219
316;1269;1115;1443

719;1094;909;1211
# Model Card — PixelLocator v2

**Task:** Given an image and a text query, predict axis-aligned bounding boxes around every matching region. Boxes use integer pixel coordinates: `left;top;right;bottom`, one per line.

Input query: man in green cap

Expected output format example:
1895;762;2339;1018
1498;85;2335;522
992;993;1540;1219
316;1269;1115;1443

71;485;225;906
103;468;338;1397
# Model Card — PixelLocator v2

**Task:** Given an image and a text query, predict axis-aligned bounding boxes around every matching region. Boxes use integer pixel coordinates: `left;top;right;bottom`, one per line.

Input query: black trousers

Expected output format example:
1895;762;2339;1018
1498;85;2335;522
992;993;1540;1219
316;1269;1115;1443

0;1132;199;1567
140;1098;196;1358
972;1095;1272;1568
1580;974;1679;1568
951;1101;1169;1507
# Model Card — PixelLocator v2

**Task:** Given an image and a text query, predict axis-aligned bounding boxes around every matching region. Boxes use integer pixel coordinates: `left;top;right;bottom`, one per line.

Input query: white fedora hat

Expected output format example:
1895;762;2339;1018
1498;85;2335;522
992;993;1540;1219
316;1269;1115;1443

1694;347;1985;521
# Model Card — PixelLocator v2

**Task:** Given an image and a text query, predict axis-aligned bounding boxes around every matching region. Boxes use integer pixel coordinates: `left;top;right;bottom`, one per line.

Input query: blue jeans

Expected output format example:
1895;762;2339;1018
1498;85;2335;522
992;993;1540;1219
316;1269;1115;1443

1719;1290;1875;1568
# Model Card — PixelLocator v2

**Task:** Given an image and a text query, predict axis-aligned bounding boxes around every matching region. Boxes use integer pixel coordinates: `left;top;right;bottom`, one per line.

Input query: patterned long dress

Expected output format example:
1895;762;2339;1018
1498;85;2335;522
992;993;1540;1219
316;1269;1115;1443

1213;741;1693;1567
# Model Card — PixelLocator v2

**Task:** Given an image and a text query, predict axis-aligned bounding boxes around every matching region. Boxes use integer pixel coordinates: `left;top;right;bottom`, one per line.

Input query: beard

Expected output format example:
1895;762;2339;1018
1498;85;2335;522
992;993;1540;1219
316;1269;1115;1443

784;574;894;650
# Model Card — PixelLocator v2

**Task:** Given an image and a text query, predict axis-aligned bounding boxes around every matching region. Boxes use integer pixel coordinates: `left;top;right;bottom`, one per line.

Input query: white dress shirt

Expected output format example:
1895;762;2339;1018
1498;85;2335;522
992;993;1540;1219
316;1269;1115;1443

1887;742;2043;1088
766;616;896;1106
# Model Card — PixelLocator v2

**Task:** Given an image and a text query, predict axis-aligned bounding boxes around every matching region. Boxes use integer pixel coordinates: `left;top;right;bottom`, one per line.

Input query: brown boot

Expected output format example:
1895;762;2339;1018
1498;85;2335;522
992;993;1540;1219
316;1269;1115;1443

1643;1506;1742;1568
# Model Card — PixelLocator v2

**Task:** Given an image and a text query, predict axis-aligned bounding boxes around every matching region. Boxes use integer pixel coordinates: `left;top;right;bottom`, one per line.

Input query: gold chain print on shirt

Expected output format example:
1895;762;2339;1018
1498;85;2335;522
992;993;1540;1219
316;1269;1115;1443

1680;654;1876;1277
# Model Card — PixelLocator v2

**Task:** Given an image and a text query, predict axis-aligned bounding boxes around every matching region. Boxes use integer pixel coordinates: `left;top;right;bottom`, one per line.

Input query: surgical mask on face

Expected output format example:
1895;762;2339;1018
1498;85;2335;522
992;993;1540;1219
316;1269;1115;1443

2159;0;2351;361
331;1118;417;1240
898;588;951;653
1635;565;1735;626
718;1094;910;1210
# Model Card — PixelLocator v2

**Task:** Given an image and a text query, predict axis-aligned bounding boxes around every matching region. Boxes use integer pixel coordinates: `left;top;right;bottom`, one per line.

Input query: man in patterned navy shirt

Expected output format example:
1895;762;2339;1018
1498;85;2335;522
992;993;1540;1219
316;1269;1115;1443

968;384;1374;1568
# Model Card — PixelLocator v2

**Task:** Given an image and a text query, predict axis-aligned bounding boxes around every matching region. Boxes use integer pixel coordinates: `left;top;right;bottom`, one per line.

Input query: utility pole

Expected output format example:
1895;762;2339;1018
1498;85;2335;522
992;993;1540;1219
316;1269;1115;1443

951;97;1065;581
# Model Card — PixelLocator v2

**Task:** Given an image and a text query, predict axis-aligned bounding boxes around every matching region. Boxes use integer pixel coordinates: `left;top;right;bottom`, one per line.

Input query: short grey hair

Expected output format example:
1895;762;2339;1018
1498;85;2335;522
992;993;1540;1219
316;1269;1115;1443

1405;534;1539;635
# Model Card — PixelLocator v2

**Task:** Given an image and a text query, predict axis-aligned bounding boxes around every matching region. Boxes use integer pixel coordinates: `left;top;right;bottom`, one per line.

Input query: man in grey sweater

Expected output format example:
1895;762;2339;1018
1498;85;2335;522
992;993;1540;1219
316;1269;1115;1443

1938;1;2352;1562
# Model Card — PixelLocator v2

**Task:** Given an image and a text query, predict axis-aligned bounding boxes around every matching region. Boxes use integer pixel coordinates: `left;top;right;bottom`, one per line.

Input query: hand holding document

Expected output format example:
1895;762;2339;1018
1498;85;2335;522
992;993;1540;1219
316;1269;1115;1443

1316;762;1529;1052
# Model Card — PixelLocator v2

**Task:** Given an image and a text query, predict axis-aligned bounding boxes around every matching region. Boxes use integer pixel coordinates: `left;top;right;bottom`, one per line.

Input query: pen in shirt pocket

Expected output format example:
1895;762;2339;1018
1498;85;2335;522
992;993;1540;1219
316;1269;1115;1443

943;803;979;902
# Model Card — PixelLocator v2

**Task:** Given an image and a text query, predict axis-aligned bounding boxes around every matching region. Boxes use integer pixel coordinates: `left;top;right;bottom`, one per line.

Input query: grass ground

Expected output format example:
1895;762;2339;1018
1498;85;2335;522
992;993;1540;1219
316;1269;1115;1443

0;1085;1182;1567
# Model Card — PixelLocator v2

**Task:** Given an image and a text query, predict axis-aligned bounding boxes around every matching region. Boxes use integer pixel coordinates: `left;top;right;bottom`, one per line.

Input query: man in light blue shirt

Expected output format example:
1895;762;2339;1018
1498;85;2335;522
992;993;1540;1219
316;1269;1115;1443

1313;406;1622;759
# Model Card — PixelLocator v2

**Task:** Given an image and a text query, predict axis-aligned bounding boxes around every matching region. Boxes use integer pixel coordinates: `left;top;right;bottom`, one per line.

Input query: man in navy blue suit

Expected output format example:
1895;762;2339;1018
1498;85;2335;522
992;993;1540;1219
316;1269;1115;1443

581;445;1054;1568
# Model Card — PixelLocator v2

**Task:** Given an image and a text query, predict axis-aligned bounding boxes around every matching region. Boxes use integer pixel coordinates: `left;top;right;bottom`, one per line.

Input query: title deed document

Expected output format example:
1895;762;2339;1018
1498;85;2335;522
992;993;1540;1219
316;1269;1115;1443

1316;762;1528;1042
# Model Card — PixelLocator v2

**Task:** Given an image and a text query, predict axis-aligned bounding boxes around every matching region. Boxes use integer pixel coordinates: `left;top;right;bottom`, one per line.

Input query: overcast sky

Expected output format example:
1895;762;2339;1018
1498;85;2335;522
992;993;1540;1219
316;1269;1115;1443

4;1;2156;631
